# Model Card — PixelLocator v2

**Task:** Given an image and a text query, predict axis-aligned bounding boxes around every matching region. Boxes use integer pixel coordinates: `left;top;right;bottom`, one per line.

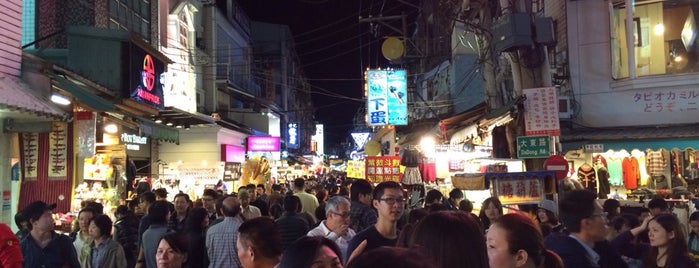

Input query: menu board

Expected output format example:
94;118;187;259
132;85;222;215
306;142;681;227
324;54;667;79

365;156;402;183
222;162;241;181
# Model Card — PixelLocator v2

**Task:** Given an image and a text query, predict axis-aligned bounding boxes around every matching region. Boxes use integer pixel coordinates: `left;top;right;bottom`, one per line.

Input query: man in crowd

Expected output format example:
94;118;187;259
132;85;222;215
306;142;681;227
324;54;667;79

137;200;170;268
349;179;377;232
202;189;219;222
236;217;282;268
545;190;626;268
347;181;404;258
207;196;244;268
443;188;464;210
267;184;284;207
239;190;261;220
169;193;191;231
276;195;310;250
256;184;268;202
20;201;79;268
137;191;156;246
307;196;356;258
246;184;269;217
293;178;319;223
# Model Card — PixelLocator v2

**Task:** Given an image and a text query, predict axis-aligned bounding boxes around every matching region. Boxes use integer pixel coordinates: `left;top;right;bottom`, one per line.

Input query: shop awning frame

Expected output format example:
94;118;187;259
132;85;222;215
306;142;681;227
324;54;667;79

136;116;180;145
560;124;699;152
0;73;71;122
52;75;116;112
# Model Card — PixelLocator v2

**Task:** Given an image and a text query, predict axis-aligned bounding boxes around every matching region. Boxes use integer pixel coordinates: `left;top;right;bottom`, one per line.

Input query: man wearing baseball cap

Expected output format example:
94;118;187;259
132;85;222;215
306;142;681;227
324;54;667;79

19;201;80;268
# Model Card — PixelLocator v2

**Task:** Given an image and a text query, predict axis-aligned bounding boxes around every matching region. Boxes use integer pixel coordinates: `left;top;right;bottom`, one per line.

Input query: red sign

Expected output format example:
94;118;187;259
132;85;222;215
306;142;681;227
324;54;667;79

365;156;402;183
543;155;569;181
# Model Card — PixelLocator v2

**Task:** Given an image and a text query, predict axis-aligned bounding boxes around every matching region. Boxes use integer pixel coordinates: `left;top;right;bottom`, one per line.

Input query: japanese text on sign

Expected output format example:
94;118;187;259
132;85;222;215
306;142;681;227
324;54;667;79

632;89;699;113
523;87;560;136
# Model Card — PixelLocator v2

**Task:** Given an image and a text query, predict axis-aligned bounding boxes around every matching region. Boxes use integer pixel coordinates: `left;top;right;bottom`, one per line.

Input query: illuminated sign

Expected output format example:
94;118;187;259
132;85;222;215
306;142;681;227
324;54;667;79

311;124;324;155
351;132;371;149
247;136;280;152
221;144;246;163
162;46;197;113
287;123;299;149
129;44;165;109
121;133;148;151
366;69;407;126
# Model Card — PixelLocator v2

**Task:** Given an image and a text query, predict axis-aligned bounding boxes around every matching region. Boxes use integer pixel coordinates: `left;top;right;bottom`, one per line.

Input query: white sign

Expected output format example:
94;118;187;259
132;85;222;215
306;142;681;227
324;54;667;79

523;87;560;136
351;132;371;149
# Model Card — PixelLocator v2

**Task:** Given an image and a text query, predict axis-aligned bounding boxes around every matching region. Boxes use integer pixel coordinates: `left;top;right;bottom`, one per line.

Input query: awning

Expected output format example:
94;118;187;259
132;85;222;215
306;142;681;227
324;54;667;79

0;74;70;121
137;117;180;145
52;75;116;111
155;107;215;128
560;124;699;152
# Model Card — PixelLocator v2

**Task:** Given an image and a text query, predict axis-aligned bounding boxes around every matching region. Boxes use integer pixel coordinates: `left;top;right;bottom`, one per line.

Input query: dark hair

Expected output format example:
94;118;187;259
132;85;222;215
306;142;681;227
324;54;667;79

221;196;242;217
174;193;191;203
14;212;26;230
153;188;169;199
202;189;218;199
269;203;283;219
424;189;443;205
315;188;328;203
149;200;170;224
135;180;151;195
611;213;640;232
257;184;266;190
278;236;342;268
640;207;650;214
350;179;372;202
293;178;306;189
184;207;208;232
647;198;668;211
347;246;438;268
448;188;464;200
115;205;130;217
272;184;282;191
558;190;597;233
459;199;473;213
603;199;621;219
537;209;559;226
283;195;300;213
493;213;564;268
159;232;189;254
478;197;503;229
238;217;282;260
78;207;97;219
372;181;403;201
642;213;688;268
409;211;488;268
690;211;699;222
89;214;113;237
83;201;104;215
139;191;156;204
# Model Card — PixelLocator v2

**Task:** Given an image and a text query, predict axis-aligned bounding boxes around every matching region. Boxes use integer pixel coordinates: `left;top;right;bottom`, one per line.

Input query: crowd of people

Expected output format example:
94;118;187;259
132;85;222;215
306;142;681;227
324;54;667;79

7;174;699;268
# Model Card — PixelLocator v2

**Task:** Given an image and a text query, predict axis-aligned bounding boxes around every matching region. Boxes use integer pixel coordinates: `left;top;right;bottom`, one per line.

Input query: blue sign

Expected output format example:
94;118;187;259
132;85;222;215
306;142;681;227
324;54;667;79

287;123;299;149
366;69;408;126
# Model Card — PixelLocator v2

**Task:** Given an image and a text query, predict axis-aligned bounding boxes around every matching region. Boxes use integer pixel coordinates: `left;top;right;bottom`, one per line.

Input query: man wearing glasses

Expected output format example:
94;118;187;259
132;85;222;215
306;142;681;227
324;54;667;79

346;181;404;261
202;189;219;222
545;190;626;268
307;196;356;258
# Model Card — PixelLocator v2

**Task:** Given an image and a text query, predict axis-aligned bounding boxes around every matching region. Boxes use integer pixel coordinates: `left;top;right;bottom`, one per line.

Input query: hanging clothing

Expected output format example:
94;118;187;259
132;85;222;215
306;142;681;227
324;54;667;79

596;166;611;198
593;154;608;168
419;162;436;183
578;164;597;192
401;167;423;185
622;157;640;190
646;149;667;175
607;157;623;186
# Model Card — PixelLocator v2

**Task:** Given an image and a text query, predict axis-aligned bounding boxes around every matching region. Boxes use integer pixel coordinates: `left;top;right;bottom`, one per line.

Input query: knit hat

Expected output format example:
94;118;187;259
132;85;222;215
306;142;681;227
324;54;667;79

538;199;558;215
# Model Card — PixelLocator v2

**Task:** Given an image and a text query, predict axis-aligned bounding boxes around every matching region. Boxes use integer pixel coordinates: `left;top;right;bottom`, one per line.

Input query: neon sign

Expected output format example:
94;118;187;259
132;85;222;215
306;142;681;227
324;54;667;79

129;44;164;109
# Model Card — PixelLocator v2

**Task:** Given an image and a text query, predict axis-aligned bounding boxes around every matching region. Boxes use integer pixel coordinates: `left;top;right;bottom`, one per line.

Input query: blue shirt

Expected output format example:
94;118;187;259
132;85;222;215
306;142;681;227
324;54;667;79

90;237;112;268
21;232;80;268
569;234;600;265
143;224;169;268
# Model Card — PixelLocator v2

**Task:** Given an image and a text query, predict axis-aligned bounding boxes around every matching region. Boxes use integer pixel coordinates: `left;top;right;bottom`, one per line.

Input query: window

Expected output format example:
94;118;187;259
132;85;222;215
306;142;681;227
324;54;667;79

108;0;151;41
611;1;699;78
179;13;188;49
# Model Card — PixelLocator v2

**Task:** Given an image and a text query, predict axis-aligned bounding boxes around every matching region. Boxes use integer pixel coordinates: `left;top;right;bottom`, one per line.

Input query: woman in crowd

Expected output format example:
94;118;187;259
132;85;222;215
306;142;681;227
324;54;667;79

536;199;564;237
487;213;563;268
184;207;209;268
113;205;140;268
479;197;503;232
237;217;283;268
278;236;343;268
72;207;96;258
612;213;695;268
346;246;437;268
688;211;699;264
80;214;127;268
603;199;621;222
156;232;189;268
409;210;488;268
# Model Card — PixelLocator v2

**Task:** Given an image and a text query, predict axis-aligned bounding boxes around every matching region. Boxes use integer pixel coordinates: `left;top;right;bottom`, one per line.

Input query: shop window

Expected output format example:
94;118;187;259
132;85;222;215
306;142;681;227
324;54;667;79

611;1;699;78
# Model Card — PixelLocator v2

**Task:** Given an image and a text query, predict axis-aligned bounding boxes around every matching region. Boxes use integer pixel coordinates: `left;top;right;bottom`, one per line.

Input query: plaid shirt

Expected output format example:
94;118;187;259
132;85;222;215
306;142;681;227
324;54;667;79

206;217;243;268
349;201;377;232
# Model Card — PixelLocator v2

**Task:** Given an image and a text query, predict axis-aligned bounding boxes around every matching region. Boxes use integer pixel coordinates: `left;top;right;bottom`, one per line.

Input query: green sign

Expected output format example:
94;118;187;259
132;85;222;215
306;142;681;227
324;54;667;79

517;136;551;158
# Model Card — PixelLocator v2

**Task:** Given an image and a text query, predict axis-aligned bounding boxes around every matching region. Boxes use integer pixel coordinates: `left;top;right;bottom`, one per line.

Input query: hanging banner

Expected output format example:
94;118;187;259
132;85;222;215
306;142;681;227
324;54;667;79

523;87;560;136
21;133;39;180
488;171;555;204
48;122;68;180
366;69;408;126
365;156;402;183
346;160;366;179
75;111;96;157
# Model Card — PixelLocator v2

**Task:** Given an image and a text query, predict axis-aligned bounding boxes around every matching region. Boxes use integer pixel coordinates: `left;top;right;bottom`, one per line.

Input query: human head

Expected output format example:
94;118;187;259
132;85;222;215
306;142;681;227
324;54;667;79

149;200;171;224
558;190;606;242
293;178;306;190
272;184;282;193
202;189;218;212
239;189;251;208
350;179;373;205
647;198;668;216
346;246;438;268
537;199;559;224
256;184;266;196
154;188;169;200
424;189;443;206
173;193;190;217
409;211;488;268
184;207;209;231
139;191;156;212
479;197;503;228
221;196;242;217
77;207;97;231
644;213;688;267
245;184;257;200
690;211;699;236
22;201;57;231
487;213;563;268
157;232;188;268
88;214;113;239
278;236;342;268
611;213;640;235
459;199;473;213
283;195;300;213
14;211;27;231
448;188;464;202
237;217;283;268
372;181;405;222
603;199;621;219
324;196;351;228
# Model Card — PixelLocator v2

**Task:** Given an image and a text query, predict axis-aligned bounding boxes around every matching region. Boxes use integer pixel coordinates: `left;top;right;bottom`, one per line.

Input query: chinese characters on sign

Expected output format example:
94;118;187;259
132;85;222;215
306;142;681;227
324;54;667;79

346;160;366;179
48;122;68;180
523;87;560;136
22;133;39;180
632;89;699;113
366;69;408;126
516;136;551;159
365;156;402;183
489;172;553;205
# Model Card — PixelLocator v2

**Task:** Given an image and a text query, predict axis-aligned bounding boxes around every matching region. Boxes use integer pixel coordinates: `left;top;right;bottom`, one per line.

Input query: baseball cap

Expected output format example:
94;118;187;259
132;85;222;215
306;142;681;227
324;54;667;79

538;199;558;215
22;201;57;221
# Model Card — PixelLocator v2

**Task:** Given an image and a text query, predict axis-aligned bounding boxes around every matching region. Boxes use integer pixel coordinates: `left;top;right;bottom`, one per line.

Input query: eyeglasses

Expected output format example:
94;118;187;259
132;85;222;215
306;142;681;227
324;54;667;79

378;197;405;205
331;211;351;219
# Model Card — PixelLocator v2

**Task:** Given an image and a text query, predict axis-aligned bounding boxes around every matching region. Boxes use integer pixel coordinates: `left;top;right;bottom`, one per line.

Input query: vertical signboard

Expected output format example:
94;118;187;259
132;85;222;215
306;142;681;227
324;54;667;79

365;156;402;183
129;43;165;109
366;69;408;126
523;87;560;136
287;123;299;149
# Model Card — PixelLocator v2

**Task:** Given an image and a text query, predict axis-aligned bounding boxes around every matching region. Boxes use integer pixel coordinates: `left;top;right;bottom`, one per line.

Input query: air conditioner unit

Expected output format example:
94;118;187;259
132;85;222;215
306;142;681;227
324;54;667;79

558;96;572;119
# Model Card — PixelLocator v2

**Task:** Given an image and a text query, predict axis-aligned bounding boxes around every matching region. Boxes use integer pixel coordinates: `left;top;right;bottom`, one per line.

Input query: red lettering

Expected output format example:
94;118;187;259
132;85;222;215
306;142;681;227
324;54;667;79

137;88;161;105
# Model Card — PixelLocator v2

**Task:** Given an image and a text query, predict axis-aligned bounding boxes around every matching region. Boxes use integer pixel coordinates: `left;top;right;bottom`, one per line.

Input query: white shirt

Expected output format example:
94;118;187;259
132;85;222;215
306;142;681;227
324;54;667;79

307;220;356;258
241;205;261;220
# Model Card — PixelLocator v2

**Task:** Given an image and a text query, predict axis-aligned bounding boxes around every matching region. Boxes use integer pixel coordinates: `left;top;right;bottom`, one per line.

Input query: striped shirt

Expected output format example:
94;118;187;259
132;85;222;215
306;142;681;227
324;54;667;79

206;217;243;268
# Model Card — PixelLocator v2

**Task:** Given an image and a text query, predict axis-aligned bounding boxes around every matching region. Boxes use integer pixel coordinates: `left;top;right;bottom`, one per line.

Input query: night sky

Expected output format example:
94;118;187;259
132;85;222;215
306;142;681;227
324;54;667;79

240;0;417;151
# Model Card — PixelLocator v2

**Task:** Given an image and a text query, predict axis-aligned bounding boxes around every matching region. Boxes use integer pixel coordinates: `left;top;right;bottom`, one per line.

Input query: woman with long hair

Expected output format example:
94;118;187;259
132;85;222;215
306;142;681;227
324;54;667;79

278;236;343;268
184;207;209;268
487;213;563;268
479;197;503;232
156;232;189;268
611;213;695;268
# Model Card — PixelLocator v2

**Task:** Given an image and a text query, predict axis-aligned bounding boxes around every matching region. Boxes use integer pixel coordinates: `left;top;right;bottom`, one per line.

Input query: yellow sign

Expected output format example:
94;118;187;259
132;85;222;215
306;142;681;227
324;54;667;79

346;160;366;179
